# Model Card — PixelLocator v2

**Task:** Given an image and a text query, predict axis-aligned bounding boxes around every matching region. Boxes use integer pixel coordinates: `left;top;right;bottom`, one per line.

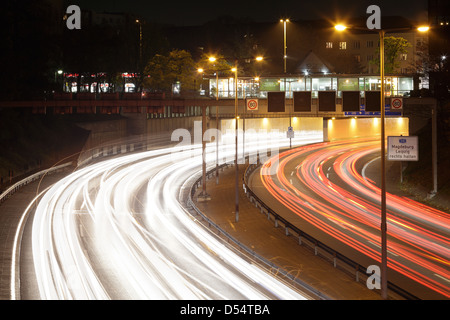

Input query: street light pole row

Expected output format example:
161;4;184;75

197;57;263;219
335;23;430;300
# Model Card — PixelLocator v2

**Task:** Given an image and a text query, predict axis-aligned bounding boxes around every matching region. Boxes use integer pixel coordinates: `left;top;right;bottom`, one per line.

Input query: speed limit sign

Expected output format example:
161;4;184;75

247;99;258;111
391;97;403;110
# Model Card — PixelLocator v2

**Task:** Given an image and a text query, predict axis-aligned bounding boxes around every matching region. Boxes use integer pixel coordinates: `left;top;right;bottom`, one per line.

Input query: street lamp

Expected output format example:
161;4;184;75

335;23;429;300
232;65;239;222
232;57;263;223
55;70;64;91
280;19;290;74
136;19;143;64
136;19;143;92
201;56;221;184
196;67;211;202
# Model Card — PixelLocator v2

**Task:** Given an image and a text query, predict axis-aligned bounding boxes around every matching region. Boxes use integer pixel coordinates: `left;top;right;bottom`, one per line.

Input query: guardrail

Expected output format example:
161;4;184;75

243;162;420;300
0;162;73;206
187;162;332;300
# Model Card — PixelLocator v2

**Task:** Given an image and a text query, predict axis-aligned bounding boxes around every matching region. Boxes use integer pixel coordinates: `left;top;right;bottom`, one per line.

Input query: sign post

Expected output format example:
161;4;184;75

287;126;294;139
287;126;294;149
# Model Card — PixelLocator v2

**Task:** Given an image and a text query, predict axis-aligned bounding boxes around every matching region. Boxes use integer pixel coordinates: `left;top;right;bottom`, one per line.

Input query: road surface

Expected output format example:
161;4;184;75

16;132;323;300
256;138;450;299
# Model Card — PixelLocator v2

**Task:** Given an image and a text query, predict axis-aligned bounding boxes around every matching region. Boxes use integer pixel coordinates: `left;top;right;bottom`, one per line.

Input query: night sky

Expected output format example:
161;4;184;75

73;0;429;26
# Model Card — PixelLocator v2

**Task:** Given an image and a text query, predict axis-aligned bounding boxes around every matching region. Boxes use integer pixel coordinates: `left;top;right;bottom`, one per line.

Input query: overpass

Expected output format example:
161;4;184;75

0;94;436;142
0;91;410;118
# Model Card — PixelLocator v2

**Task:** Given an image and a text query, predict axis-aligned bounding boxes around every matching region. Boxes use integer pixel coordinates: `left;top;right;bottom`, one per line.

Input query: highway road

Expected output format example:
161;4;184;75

14;131;323;300
257;138;450;299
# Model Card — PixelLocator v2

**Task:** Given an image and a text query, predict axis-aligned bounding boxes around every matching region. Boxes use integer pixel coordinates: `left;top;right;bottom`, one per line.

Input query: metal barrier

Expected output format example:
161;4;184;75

0;162;73;205
187;162;332;300
243;162;420;300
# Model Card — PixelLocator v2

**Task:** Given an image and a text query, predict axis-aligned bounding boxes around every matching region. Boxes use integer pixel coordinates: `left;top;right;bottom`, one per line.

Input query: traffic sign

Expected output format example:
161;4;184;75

391;97;403;110
287;126;295;139
387;136;418;161
247;99;259;111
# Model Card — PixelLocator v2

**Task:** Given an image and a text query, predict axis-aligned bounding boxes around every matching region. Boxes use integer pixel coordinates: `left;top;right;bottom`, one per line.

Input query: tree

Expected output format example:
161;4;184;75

143;50;196;94
370;36;411;74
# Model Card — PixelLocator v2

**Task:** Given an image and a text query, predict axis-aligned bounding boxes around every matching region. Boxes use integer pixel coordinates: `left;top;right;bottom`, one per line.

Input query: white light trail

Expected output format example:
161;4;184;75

28;133;322;300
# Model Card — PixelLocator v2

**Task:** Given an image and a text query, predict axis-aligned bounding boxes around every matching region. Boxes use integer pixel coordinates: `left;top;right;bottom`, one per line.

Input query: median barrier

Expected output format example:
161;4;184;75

243;162;420;300
187;161;331;300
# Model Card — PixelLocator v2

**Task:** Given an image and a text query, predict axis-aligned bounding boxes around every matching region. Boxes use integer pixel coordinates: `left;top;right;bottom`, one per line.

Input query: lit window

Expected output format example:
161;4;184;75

326;41;333;49
339;41;347;50
400;53;407;61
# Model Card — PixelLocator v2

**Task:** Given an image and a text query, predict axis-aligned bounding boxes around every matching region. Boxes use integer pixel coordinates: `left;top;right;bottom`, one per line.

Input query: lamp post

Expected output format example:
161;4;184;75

280;19;289;74
209;56;221;185
335;23;429;300
196;68;211;202
231;56;263;223
232;65;239;222
55;70;63;91
136;19;143;93
199;56;223;185
136;19;143;66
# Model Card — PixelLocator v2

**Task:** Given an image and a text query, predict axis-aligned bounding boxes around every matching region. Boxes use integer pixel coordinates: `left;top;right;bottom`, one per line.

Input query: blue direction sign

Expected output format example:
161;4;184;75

345;103;401;116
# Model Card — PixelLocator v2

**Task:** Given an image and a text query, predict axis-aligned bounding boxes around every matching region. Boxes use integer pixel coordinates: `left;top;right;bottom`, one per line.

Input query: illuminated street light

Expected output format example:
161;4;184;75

334;24;347;31
233;64;239;222
233;57;263;223
201;55;229;185
280;19;290;74
335;22;430;300
135;20;143;63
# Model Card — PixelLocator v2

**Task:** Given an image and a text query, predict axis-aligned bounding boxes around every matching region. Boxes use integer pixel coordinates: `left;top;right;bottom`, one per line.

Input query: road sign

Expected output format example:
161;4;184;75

391;97;403;110
387;136;418;161
287;126;295;138
268;92;285;112
247;99;258;111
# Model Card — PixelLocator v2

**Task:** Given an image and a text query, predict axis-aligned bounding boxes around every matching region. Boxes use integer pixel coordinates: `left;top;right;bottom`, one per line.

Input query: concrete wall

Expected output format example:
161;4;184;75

146;116;203;135
77;119;128;152
221;117;323;136
326;117;409;141
222;116;409;143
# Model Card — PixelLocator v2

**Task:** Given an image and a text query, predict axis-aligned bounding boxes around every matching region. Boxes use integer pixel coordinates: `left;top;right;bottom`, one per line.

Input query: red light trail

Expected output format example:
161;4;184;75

260;138;450;298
